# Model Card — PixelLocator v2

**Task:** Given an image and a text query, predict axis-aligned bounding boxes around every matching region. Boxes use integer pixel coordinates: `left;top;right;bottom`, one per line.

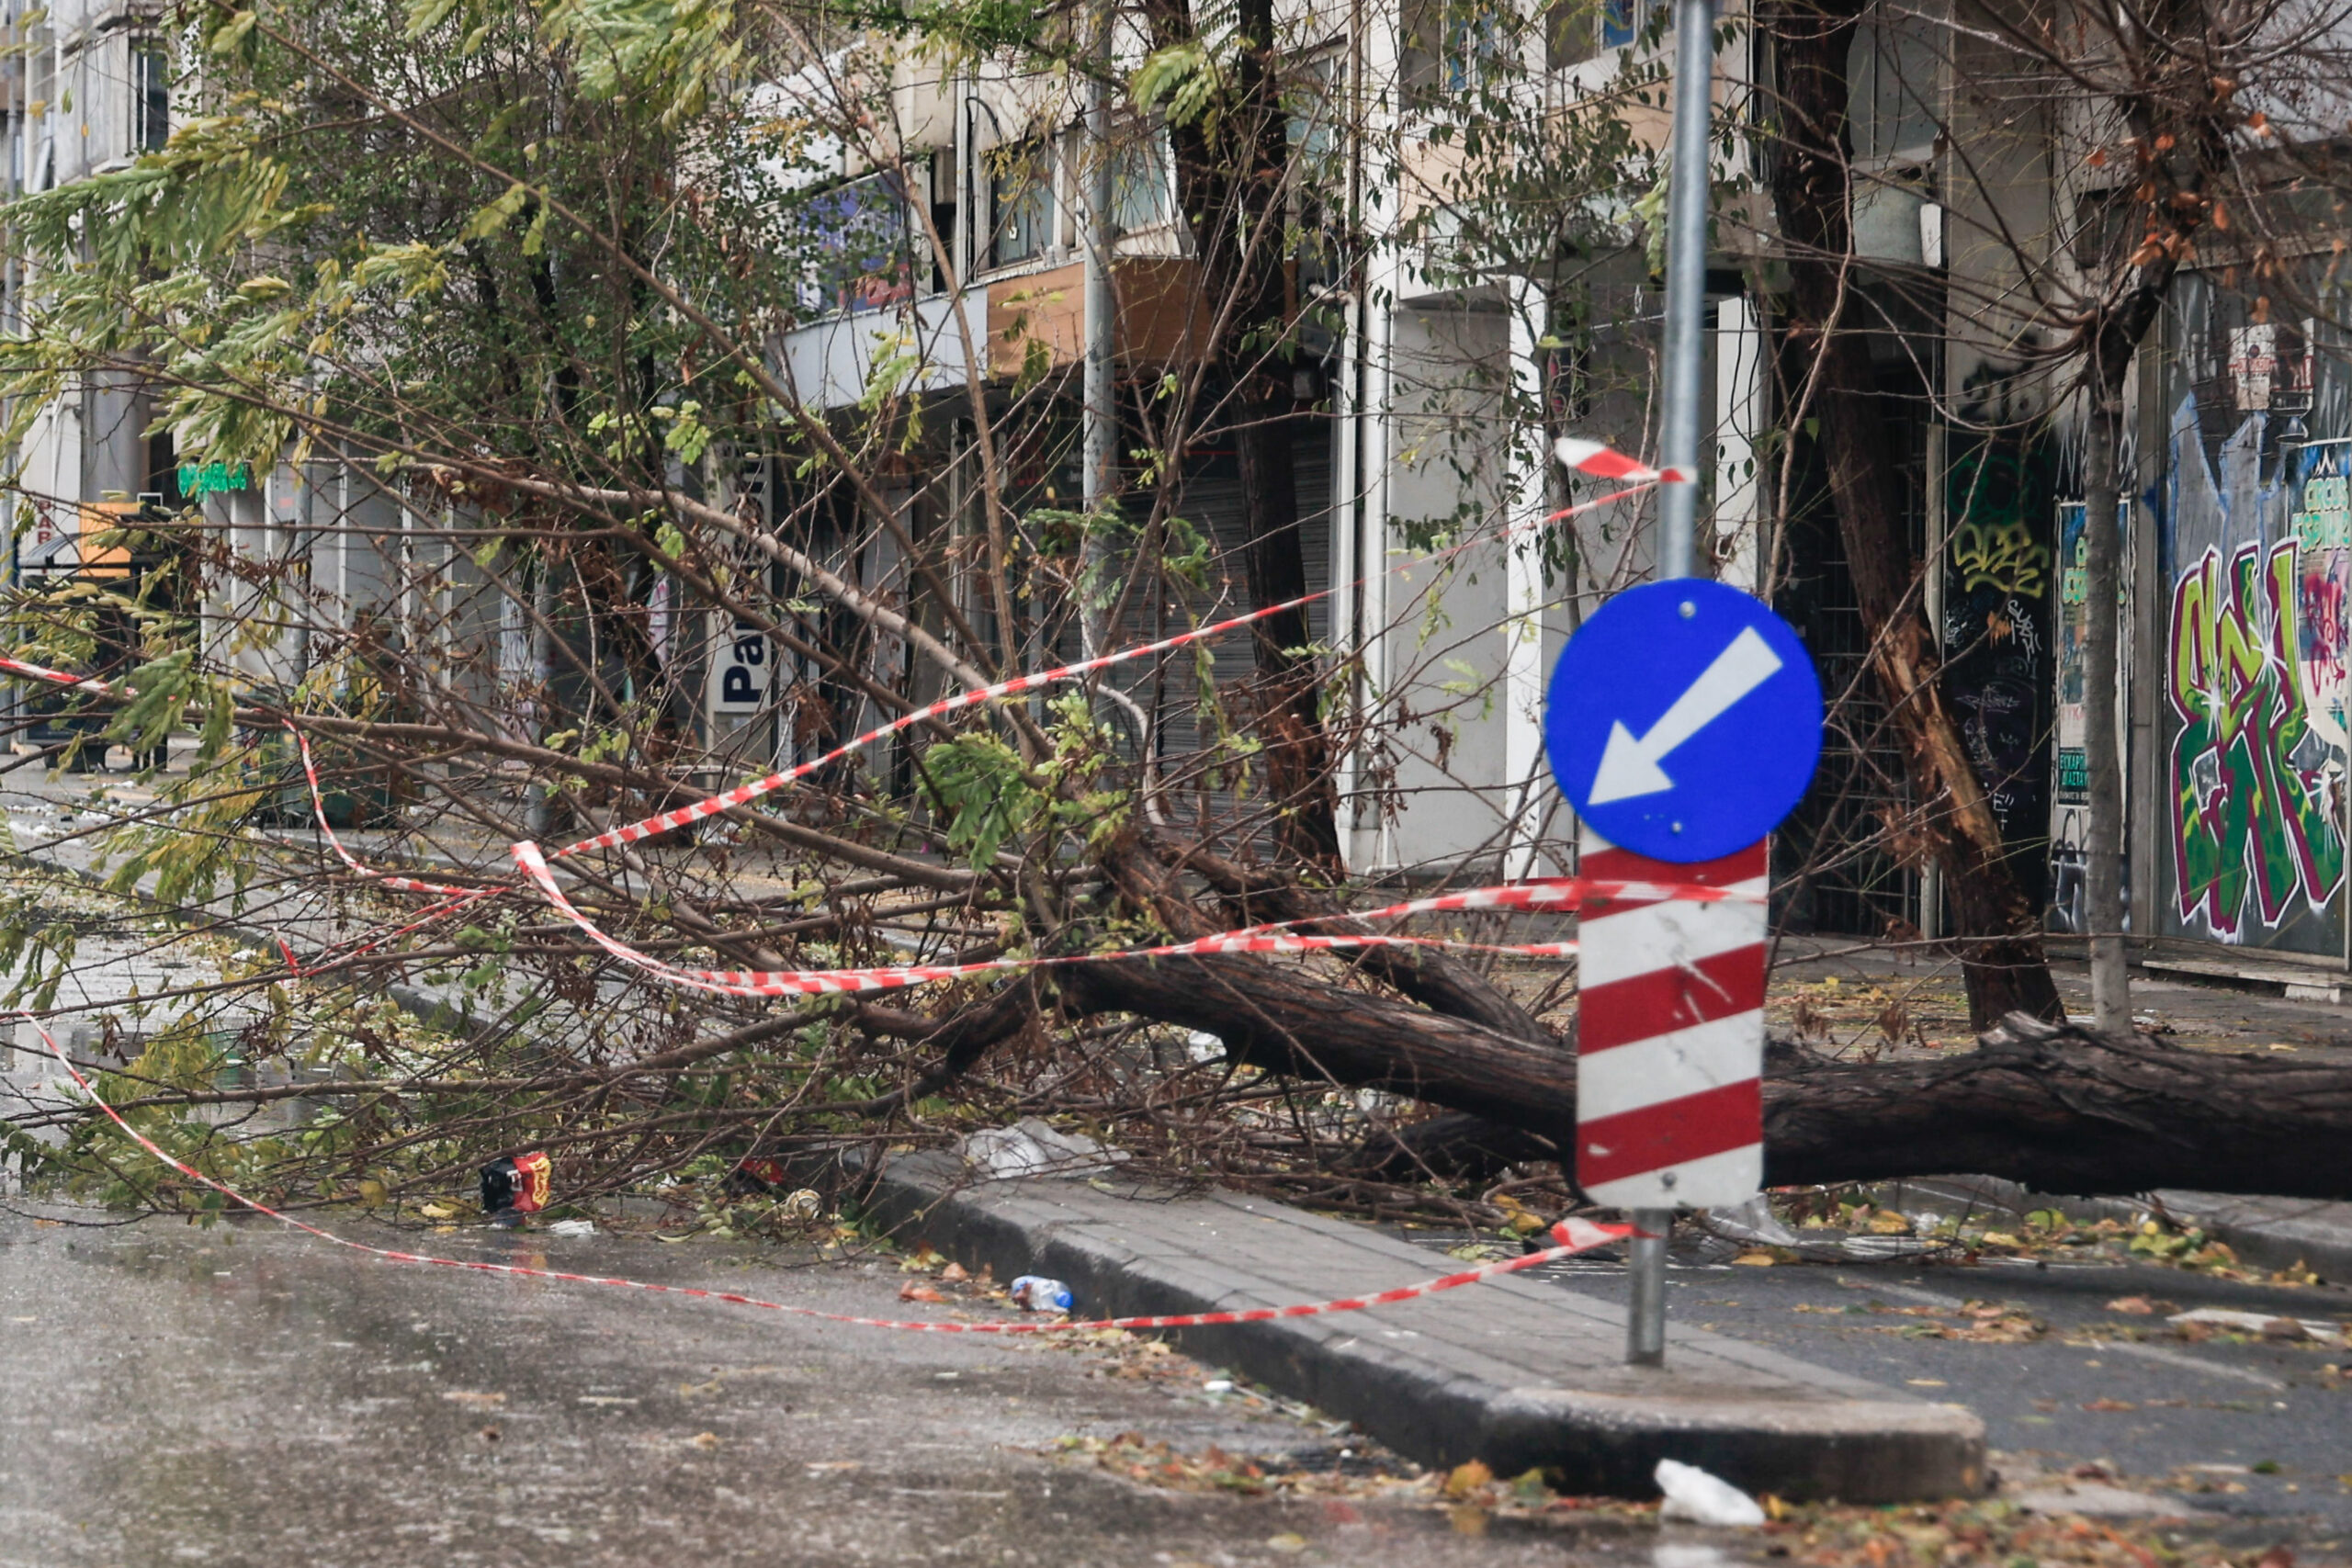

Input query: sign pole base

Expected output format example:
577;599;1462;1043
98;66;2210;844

1626;1208;1672;1365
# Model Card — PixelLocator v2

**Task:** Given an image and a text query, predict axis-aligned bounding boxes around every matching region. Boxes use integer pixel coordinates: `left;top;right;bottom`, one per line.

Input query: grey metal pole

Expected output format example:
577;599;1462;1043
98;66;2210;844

1623;0;1716;1371
1079;11;1117;662
1657;0;1717;581
1627;1209;1672;1365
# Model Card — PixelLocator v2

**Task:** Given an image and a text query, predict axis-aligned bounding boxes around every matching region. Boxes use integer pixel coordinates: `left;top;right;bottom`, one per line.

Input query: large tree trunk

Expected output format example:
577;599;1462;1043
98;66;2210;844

1765;0;2063;1028
1148;0;1343;871
2080;379;2132;1032
1071;958;2352;1200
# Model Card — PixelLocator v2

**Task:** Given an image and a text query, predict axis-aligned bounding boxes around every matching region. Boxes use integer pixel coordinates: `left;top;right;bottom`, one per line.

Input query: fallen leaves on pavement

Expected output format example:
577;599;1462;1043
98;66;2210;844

1048;1437;2301;1568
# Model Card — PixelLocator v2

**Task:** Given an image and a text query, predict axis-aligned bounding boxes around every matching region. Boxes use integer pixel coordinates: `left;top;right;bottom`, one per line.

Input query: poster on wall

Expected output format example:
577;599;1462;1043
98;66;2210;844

2159;315;2348;953
2049;500;2132;933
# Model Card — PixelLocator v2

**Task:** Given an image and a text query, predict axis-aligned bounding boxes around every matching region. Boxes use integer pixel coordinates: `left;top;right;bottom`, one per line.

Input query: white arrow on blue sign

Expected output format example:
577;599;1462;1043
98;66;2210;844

1544;578;1823;863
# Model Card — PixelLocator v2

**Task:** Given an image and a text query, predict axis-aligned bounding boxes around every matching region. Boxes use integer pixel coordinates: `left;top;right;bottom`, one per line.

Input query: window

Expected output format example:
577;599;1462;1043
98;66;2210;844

989;140;1054;266
1539;0;1641;69
1847;13;1938;161
804;170;918;313
1109;130;1170;234
1403;0;1508;103
131;39;170;154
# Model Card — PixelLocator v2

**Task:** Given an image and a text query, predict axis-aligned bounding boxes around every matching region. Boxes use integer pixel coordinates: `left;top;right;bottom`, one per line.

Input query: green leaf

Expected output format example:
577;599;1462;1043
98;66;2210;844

460;182;531;243
209;10;257;56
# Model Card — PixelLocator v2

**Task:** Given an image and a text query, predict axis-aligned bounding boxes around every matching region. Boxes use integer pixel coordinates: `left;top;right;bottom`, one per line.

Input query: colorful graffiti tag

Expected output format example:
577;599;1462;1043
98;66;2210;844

2167;537;2346;936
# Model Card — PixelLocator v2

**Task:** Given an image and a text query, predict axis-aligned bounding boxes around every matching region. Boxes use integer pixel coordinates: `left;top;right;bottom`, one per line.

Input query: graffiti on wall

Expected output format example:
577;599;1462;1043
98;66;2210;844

1951;517;2052;599
2167;536;2346;936
1945;411;2052;875
2292;472;2352;713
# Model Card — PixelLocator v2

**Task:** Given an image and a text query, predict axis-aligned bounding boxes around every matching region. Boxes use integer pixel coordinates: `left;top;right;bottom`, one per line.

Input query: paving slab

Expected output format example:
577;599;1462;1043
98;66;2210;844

865;1151;1986;1503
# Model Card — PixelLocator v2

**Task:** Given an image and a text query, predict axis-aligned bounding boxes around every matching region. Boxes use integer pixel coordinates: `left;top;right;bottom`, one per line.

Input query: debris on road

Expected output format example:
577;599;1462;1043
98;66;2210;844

2167;1307;2347;1344
1011;1275;1075;1313
1654;1459;1766;1526
960;1118;1129;1180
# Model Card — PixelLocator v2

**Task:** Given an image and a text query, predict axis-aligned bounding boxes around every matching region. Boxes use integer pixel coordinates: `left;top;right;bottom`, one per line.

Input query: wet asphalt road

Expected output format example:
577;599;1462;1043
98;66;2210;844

0;1204;1686;1568
1521;1241;2352;1529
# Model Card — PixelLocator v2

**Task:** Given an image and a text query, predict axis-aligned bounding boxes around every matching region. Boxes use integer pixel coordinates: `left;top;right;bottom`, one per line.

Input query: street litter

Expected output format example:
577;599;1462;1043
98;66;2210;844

1011;1275;1075;1313
1654;1459;1766;1526
1704;1194;1800;1247
480;1151;551;1227
959;1118;1129;1180
546;1219;597;1238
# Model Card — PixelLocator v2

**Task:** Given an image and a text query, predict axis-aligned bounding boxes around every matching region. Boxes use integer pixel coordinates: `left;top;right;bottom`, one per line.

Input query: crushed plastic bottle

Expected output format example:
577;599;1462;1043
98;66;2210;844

1009;1275;1074;1314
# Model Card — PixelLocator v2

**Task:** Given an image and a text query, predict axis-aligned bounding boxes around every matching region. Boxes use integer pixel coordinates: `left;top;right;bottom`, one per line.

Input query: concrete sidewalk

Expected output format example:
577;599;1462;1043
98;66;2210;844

867;1151;1985;1504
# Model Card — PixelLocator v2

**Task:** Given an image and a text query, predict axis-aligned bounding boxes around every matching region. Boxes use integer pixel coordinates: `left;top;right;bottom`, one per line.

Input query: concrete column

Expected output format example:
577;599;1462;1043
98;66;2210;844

1713;297;1765;592
1350;252;1399;874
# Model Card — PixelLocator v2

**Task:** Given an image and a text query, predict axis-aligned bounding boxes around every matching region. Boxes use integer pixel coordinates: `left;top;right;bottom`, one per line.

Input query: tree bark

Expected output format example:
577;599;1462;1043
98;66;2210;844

1071;957;2352;1200
1147;0;1343;871
1764;0;2063;1028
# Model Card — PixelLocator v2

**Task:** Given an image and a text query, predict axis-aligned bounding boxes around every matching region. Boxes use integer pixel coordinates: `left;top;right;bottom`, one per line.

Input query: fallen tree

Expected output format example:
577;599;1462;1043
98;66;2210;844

8;0;2352;1230
1095;959;2352;1201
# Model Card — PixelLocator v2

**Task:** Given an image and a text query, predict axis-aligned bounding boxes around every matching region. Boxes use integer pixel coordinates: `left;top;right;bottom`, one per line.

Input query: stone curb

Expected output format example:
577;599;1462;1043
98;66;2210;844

865;1151;1986;1503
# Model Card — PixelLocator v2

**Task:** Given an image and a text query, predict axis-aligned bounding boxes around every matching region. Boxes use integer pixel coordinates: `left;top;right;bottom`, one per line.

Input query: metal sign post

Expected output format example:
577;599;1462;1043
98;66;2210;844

1546;581;1817;1365
1616;0;1718;1369
1657;0;1718;581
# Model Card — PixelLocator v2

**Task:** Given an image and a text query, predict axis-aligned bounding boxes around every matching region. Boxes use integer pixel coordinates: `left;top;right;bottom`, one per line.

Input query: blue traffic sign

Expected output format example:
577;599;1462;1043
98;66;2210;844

1545;578;1822;863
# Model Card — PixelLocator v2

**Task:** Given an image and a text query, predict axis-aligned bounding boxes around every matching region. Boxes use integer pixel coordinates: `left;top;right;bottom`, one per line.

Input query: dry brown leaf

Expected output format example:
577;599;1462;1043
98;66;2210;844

1443;1460;1493;1499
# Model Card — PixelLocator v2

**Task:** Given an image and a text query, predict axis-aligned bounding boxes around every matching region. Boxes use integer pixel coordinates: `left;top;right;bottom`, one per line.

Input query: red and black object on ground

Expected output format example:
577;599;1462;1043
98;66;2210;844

480;1152;551;1226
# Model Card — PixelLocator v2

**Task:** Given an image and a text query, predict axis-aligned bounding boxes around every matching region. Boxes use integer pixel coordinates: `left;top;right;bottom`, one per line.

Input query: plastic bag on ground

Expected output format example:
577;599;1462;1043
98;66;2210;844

1702;1195;1800;1248
958;1117;1131;1180
1655;1459;1767;1526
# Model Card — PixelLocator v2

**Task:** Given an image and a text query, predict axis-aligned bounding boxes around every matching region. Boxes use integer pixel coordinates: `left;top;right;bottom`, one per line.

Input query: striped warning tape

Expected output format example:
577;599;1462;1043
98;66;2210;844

510;838;1592;997
0;439;1695;995
1;442;1667;891
542;473;1666;862
28;1013;1631;1333
510;838;1775;999
0;655;119;695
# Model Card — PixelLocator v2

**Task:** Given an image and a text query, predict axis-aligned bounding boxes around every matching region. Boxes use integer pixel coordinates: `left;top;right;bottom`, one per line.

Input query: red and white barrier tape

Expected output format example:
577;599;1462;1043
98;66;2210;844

0;654;121;696
545;472;1665;862
287;727;491;899
4;446;1666;895
1555;436;1685;486
512;837;1591;997
28;1013;1630;1333
508;840;1783;998
0;440;1697;997
290;718;1752;999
